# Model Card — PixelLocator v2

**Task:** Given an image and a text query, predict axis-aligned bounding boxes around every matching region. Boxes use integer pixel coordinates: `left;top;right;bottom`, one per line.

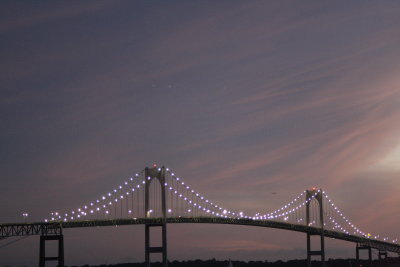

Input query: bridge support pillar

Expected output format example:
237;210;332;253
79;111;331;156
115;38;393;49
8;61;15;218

144;166;168;267
307;233;325;267
39;233;64;267
306;189;325;267
145;223;167;267
356;243;372;267
378;250;387;267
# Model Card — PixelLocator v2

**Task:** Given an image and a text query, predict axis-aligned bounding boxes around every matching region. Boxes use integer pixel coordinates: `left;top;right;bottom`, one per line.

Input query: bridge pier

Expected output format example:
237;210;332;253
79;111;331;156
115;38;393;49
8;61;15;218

307;233;325;267
144;166;168;267
378;250;387;267
39;233;64;267
145;223;167;267
356;243;372;267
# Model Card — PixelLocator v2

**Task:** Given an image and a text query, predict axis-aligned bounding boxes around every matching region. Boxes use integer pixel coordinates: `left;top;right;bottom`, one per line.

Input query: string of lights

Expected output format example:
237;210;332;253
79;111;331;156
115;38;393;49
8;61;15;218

43;166;398;245
164;167;249;219
46;170;145;222
322;192;397;243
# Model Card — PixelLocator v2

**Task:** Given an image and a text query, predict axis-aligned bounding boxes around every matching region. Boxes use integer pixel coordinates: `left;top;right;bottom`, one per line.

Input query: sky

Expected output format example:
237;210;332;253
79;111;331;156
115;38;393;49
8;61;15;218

1;1;400;266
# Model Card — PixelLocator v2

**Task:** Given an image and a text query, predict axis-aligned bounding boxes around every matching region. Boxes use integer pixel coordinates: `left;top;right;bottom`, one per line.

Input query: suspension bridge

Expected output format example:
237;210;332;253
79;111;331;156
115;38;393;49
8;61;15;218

1;165;399;267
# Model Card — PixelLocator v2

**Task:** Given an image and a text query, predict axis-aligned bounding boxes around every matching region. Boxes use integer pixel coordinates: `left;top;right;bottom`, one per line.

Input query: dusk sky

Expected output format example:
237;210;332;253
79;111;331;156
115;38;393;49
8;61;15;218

1;1;400;266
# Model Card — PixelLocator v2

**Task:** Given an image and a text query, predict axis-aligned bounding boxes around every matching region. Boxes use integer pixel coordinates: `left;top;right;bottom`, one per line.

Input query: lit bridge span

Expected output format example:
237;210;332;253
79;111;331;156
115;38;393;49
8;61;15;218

1;166;399;267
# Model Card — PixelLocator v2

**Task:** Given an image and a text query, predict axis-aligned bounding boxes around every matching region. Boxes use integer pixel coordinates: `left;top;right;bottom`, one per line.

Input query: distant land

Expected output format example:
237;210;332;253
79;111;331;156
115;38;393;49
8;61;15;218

68;258;400;267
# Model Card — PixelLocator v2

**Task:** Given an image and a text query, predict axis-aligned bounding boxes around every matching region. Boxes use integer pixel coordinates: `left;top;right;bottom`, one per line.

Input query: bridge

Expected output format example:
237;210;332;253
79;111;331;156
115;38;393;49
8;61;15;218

1;165;399;267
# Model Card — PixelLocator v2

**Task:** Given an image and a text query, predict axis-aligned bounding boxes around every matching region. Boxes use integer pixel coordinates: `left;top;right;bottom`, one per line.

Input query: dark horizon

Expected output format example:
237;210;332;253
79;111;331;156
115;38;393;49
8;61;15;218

67;258;400;267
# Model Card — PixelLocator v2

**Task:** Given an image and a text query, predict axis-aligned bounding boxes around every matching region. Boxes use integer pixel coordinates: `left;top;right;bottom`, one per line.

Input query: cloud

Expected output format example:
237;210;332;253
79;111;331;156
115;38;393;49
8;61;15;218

0;2;112;33
2;1;400;263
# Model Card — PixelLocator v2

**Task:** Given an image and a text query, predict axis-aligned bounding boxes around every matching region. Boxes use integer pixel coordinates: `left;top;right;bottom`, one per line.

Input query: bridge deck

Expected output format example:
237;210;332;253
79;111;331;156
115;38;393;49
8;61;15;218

1;217;399;253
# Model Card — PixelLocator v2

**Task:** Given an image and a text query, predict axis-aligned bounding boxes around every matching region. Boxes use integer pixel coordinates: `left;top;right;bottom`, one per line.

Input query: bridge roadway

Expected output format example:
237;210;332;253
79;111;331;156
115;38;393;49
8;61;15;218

1;217;400;253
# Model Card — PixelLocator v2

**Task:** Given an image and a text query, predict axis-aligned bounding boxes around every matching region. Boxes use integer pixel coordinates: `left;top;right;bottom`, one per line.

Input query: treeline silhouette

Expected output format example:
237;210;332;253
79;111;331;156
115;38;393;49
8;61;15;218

70;258;400;267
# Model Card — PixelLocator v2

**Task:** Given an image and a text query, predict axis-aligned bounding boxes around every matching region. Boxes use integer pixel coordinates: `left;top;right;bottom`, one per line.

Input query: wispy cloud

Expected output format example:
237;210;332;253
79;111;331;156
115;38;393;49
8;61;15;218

0;2;112;33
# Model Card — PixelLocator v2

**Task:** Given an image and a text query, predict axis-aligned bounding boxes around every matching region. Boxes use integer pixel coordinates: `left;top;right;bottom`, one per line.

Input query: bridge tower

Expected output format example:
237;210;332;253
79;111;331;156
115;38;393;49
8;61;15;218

144;166;168;267
306;188;325;267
